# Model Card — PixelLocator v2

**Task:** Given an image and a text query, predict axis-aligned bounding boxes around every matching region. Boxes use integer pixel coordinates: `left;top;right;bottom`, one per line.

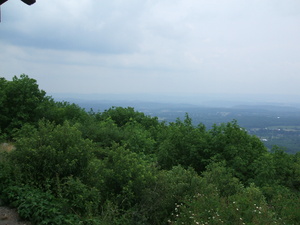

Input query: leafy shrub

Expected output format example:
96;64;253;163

171;183;279;225
157;114;209;172
0;155;16;193
208;120;267;183
10;120;95;190
79;117;123;147
60;176;101;217
86;145;156;209
140;166;203;225
201;161;243;197
0;74;51;137
121;120;156;155
99;106;159;129
2;185;79;224
268;187;300;224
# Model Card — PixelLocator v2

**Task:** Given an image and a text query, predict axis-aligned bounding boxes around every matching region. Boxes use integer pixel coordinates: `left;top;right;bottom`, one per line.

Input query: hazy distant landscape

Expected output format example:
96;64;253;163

2;75;300;224
2;1;300;223
52;93;300;154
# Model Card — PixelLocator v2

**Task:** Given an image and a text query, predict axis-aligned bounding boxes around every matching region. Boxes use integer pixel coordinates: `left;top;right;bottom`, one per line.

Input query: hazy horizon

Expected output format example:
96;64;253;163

49;92;300;108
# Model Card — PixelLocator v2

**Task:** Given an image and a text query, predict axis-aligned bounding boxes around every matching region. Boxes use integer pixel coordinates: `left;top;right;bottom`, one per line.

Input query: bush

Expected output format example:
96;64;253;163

60;176;101;217
10;120;95;189
140;166;203;225
2;185;79;224
171;183;279;225
86;145;156;209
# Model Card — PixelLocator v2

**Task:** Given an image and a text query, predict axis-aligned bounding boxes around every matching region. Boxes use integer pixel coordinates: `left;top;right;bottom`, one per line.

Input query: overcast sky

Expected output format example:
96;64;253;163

1;0;300;99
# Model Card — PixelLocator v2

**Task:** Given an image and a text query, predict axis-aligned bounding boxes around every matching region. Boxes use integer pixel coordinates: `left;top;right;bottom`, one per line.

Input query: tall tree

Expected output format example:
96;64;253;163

208;120;267;183
0;74;47;135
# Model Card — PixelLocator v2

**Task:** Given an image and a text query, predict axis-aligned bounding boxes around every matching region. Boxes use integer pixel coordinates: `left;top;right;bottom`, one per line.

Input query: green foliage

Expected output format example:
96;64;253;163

209;120;267;183
171;183;279;225
269;189;300;224
0;74;91;139
0;74;48;135
2;185;79;224
225;184;277;224
121;120;156;155
83;145;162;224
10;120;94;187
140;166;203;225
292;152;300;190
79;116;123;147
0;152;18;192
201;161;243;197
252;152;277;187
157;114;209;172
44;101;89;125
271;146;294;188
1;74;300;224
0;78;8;131
88;145;156;209
99;106;159;129
60;176;101;217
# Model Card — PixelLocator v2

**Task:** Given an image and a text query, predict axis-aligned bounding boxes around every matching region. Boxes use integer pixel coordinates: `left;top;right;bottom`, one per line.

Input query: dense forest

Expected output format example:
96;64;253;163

0;74;300;224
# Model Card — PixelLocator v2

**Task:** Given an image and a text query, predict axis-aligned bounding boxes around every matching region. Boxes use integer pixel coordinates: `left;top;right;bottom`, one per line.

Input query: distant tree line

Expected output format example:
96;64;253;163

0;74;299;224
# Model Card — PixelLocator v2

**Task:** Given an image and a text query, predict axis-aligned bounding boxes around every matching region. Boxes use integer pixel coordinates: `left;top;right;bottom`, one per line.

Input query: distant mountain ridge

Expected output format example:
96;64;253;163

49;92;300;109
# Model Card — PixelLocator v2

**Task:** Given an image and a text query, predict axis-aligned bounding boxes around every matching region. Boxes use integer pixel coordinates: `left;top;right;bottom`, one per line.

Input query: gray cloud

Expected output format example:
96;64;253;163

1;0;300;97
1;1;145;53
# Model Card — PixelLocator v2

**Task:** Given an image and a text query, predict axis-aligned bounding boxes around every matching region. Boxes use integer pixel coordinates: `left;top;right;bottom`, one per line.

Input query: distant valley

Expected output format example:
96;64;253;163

51;93;300;154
